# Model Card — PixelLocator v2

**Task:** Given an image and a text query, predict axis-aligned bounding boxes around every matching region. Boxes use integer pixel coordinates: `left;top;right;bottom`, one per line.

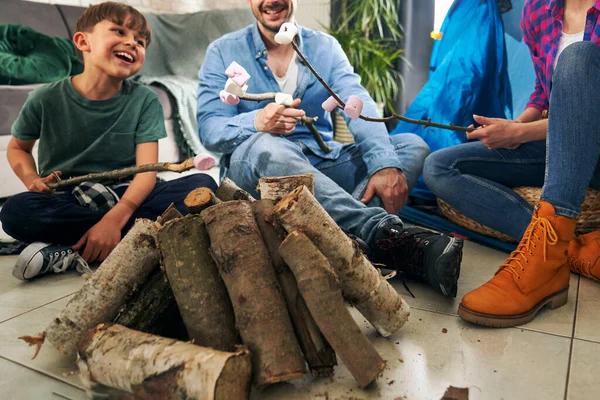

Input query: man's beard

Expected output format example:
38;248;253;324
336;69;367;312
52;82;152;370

257;1;296;33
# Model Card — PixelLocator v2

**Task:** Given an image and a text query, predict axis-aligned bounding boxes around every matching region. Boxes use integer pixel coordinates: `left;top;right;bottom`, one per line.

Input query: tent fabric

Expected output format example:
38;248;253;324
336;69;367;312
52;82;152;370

391;0;512;200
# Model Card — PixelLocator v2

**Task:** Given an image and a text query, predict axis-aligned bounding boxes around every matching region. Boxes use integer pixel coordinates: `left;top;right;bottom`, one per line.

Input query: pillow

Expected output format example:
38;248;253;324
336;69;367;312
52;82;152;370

0;24;83;85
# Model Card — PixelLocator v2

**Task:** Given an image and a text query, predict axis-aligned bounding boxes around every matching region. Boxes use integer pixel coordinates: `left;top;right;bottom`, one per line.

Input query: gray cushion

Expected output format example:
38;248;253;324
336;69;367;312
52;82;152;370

140;8;255;80
0;84;42;136
56;4;86;39
0;0;70;38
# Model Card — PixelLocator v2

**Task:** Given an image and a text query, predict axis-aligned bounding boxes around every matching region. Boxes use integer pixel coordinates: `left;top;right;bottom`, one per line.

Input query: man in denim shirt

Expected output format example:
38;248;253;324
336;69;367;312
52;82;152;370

197;0;464;297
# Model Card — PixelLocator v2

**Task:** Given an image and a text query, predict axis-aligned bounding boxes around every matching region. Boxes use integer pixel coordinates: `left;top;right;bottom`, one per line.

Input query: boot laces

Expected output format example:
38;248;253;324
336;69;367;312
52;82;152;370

498;215;558;280
568;256;592;277
376;231;427;278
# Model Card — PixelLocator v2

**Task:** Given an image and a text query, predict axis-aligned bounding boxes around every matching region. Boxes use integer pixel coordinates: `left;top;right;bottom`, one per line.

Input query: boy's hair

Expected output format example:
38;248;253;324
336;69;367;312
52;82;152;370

75;2;151;58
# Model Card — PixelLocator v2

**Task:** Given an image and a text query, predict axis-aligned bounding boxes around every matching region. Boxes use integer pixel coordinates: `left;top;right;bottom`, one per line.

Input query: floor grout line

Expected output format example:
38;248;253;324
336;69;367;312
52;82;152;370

563;275;581;400
0;355;85;394
0;292;77;324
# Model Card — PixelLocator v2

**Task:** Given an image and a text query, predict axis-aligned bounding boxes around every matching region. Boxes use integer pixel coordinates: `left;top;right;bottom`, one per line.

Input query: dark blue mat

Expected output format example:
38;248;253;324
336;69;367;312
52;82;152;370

400;205;517;254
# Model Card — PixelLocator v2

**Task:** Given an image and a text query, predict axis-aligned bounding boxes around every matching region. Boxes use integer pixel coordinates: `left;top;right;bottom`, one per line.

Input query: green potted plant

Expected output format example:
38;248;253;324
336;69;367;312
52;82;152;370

327;0;404;113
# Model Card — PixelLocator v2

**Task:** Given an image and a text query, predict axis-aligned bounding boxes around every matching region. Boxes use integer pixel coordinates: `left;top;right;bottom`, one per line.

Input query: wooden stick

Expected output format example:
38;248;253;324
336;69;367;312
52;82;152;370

257;174;315;202
201;201;307;386
272;186;410;337
47;158;197;189
253;199;336;377
215;177;256;202
158;214;239;351
184;188;222;214
42;219;161;358
280;231;385;388
77;323;252;400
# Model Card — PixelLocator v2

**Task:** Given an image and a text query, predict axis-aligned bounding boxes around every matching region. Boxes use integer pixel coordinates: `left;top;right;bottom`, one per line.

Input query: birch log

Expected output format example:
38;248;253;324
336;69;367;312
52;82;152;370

215;177;255;201
257;174;315;201
253;199;336;377
272;186;410;337
280;231;385;388
77;324;251;400
44;219;160;358
201;201;307;386
158;214;238;351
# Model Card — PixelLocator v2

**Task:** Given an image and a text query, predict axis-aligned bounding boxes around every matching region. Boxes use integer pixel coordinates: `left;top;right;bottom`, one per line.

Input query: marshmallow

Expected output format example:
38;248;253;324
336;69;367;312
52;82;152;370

224;78;247;97
344;95;364;119
274;22;298;45
193;153;216;171
225;61;251;87
275;92;294;106
220;90;240;105
321;95;340;112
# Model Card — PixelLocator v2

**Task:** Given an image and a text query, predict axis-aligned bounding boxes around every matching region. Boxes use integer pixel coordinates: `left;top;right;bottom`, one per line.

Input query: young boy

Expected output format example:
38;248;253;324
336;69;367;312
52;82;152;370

0;2;216;281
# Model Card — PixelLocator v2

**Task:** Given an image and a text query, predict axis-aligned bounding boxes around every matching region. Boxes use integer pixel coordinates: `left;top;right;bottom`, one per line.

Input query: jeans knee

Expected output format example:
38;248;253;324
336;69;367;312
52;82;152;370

0;193;31;239
555;42;600;83
423;151;452;194
391;133;430;160
181;173;218;192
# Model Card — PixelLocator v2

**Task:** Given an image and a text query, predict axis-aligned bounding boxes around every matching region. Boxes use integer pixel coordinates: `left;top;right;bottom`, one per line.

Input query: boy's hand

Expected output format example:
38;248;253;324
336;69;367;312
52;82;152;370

27;171;62;193
255;99;305;134
73;217;121;263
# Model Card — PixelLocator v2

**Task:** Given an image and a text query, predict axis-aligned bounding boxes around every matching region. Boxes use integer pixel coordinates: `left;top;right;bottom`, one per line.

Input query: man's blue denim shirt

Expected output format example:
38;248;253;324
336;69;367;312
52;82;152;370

197;23;403;177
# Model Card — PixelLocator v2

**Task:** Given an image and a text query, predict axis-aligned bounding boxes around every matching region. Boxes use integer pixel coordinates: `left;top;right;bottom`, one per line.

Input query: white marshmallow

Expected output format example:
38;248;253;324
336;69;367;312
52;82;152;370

275;92;294;106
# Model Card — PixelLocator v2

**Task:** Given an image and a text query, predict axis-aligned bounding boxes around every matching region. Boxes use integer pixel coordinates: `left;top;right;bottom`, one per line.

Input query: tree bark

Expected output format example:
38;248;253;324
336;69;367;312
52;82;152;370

201;201;307;386
215;177;256;202
77;323;251;400
257;174;315;202
156;202;183;226
184;187;222;214
272;186;410;337
253;199;336;377
280;231;385;388
113;267;187;340
158;214;238;351
43;219;161;358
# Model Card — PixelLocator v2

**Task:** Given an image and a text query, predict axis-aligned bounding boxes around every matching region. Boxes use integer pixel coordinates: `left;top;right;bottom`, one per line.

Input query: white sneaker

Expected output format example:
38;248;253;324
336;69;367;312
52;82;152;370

13;242;92;281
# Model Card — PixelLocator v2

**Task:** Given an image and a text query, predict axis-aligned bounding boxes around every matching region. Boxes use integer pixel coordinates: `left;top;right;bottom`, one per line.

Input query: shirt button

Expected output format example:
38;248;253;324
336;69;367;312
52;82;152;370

263;66;268;70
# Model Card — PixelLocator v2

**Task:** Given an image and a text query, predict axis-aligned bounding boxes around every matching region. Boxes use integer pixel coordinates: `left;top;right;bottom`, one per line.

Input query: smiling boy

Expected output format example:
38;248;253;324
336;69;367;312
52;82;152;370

0;2;216;280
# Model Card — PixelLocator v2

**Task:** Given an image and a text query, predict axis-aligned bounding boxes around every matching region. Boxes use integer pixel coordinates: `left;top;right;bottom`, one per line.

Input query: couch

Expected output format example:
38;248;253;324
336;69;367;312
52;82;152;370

0;0;254;198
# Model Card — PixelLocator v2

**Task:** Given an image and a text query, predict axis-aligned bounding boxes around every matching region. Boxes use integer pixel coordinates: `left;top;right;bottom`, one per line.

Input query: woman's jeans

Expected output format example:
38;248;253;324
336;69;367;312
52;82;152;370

227;133;429;246
423;41;600;240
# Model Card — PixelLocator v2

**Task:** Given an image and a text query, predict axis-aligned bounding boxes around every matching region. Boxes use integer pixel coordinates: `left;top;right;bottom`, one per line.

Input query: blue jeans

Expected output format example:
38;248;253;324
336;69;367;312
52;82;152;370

423;41;600;240
0;174;217;245
227;133;430;245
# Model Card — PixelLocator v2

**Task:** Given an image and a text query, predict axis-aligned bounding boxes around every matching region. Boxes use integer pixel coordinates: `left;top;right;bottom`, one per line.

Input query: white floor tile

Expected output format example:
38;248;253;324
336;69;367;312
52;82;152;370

567;339;600;400
258;308;571;400
575;277;600;343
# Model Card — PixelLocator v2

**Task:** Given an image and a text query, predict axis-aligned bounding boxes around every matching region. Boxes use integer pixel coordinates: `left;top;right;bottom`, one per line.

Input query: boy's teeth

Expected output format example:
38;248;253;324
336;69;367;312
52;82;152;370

115;52;133;62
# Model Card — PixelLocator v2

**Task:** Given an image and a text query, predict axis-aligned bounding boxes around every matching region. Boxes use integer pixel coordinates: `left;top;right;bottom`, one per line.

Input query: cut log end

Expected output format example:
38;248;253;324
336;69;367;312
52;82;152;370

184;187;221;214
214;348;253;399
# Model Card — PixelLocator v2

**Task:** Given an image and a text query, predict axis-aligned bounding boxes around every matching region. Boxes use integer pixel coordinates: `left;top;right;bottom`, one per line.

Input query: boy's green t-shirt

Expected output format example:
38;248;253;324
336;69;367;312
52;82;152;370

11;78;167;179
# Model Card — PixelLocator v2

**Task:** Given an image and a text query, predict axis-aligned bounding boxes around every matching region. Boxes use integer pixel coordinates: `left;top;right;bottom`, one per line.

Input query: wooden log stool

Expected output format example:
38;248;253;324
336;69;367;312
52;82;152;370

437;187;600;243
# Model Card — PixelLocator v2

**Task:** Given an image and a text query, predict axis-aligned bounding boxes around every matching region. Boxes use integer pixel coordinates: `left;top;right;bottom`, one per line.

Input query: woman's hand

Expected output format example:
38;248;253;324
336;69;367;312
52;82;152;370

467;115;523;150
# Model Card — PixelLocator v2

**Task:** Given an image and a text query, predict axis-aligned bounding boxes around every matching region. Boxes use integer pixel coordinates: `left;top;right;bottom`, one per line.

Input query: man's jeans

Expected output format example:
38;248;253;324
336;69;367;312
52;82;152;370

0;174;217;245
423;41;600;240
227;133;429;245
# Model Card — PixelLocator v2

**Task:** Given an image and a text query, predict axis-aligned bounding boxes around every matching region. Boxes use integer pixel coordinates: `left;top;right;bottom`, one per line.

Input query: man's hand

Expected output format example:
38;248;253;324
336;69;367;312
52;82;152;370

467;115;523;150
361;168;409;214
73;217;122;262
255;98;305;134
27;171;62;193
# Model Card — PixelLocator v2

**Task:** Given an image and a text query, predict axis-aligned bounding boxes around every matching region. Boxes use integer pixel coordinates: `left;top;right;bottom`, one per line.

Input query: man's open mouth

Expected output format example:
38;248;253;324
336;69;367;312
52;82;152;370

114;51;135;63
262;2;287;17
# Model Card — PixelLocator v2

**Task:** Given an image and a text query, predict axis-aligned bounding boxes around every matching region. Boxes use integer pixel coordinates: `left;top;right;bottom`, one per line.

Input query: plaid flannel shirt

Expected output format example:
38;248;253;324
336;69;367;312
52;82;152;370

72;182;128;214
521;0;600;112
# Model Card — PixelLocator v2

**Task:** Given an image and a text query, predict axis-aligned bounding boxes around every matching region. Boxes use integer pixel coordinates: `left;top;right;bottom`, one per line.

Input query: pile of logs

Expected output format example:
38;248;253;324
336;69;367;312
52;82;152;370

21;174;410;399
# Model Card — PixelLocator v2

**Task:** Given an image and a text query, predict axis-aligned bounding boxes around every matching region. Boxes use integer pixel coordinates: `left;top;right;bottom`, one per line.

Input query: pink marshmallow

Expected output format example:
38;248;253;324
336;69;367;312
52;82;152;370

321;95;340;112
225;62;251;88
193;153;216;171
344;95;364;119
220;90;240;105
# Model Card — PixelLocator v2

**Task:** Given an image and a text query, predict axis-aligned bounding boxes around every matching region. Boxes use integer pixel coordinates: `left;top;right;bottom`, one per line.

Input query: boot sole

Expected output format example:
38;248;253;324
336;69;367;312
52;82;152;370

458;287;569;328
434;237;464;298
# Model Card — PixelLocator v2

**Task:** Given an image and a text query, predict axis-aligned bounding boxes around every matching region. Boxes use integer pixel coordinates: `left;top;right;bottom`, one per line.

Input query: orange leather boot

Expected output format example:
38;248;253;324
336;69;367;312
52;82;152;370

568;231;600;283
458;201;576;327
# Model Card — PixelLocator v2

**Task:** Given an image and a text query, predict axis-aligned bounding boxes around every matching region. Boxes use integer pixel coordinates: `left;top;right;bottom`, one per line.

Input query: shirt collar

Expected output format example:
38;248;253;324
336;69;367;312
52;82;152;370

550;0;600;17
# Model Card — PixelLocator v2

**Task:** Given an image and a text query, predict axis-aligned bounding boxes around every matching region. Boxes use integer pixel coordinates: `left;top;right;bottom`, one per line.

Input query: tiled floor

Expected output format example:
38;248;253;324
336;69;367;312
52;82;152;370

0;241;599;399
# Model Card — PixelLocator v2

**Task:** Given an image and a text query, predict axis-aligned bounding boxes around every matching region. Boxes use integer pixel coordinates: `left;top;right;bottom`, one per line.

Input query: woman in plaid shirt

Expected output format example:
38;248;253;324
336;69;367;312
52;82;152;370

423;0;600;327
